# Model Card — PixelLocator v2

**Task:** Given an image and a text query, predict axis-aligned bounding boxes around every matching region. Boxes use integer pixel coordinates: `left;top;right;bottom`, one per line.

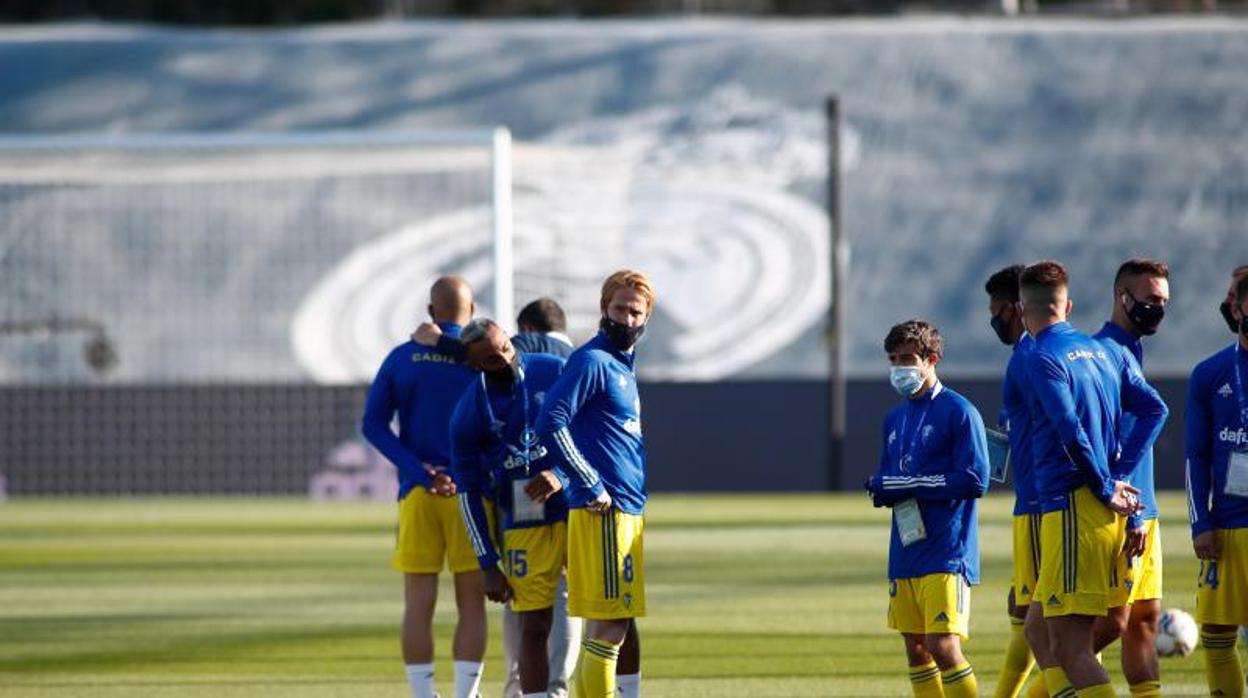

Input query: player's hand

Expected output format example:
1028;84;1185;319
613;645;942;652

411;322;442;347
1123;524;1147;559
586;490;612;514
483;566;513;604
426;467;457;497
1106;480;1142;516
1193;530;1221;561
525;470;563;503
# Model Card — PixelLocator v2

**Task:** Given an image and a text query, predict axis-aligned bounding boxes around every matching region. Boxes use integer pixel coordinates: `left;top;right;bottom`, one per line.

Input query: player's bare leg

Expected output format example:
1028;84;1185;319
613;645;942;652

902;633;941;698
1121;599;1161;695
1092;604;1129;652
403;573;440;698
518;607;554;694
452;570;487;698
616;619;641;697
403;573;439;663
573;618;630;697
1025;601;1073;696
926;633;978;697
1048;614;1113;693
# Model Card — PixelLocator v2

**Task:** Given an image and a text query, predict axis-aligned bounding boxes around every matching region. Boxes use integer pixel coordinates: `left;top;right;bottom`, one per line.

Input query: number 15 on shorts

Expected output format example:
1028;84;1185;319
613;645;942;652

506;549;527;578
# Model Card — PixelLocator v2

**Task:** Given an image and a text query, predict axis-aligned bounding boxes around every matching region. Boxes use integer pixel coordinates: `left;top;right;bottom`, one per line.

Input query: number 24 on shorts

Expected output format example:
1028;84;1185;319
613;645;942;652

1198;559;1219;590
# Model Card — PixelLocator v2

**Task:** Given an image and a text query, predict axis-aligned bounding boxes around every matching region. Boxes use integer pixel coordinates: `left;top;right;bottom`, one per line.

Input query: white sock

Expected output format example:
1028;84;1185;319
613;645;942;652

521;694;547;698
454;660;484;698
617;672;640;698
405;663;436;698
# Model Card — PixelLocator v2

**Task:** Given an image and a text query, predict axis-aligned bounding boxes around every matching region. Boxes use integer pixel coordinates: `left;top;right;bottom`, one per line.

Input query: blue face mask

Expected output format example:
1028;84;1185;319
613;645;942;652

890;365;927;397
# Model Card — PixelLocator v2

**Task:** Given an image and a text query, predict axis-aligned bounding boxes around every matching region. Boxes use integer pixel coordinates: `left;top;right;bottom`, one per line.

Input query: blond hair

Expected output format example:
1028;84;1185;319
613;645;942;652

600;270;656;314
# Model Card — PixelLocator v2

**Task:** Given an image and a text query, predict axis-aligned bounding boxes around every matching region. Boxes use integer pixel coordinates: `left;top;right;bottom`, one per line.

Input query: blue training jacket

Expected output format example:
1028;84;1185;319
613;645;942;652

1185;342;1248;536
869;382;990;584
1003;333;1041;515
511;332;574;359
535;332;647;515
1094;322;1160;525
451;352;569;570
360;323;476;500
1025;322;1168;515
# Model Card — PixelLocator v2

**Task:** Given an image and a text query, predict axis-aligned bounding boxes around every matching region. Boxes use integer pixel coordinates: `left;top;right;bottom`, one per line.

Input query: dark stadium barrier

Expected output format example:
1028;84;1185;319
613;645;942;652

0;378;1189;496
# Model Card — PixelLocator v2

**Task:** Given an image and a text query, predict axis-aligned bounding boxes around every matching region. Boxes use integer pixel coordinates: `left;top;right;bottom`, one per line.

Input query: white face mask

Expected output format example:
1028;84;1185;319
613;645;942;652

890;365;927;397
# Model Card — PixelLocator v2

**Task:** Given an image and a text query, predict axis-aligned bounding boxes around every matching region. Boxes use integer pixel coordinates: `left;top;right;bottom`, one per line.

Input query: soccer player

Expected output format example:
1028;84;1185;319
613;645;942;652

1186;272;1248;698
449;318;571;698
512;298;575;359
530;269;654;698
1092;259;1171;698
984;265;1042;698
413;298;582;698
361;276;487;698
1019;261;1167;698
865;319;990;698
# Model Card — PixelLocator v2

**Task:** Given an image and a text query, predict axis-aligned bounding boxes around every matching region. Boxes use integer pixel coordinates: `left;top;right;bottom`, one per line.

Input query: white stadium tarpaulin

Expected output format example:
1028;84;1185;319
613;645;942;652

1;18;1246;383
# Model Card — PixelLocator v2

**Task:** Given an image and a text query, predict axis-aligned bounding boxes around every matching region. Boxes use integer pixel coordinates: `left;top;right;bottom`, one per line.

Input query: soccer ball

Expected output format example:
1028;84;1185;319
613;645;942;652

1156;608;1199;657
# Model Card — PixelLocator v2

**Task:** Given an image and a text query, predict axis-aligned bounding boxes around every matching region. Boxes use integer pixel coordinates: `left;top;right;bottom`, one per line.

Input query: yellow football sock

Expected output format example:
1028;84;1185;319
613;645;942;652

1042;666;1076;698
1127;679;1161;697
1075;683;1116;698
995;618;1037;698
1201;630;1244;698
572;638;620;698
941;660;979;698
908;659;945;698
1023;678;1051;697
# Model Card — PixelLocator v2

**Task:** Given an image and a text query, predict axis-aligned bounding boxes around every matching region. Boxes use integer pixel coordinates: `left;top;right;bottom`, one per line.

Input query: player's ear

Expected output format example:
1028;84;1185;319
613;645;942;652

1065;298;1074;317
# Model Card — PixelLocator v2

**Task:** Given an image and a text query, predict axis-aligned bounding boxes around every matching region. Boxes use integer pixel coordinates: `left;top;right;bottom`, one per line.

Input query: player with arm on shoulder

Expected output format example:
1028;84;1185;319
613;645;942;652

450;318;572;698
1091;258;1171;697
414;297;581;698
360;276;487;698
984;265;1044;698
865;320;990;698
1187;271;1248;698
531;270;654;698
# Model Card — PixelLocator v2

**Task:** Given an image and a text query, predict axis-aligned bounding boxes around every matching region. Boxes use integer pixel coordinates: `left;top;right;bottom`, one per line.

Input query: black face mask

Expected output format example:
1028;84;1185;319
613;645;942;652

484;355;520;388
1221;301;1240;333
1123;291;1165;336
990;306;1017;346
600;316;646;351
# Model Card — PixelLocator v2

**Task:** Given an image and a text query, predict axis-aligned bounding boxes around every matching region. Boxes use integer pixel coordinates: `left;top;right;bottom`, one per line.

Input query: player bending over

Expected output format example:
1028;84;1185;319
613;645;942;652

450;318;573;698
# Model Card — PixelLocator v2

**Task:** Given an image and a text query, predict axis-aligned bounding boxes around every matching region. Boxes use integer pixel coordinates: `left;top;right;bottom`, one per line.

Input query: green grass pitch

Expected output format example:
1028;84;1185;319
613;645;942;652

0;493;1237;696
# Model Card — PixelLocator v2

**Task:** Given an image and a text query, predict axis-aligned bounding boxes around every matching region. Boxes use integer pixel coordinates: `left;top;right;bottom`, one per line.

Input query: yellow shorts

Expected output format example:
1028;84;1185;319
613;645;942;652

1036;486;1129;618
1196;527;1248;626
392;489;485;575
503;521;568;613
1012;513;1043;606
888;573;972;639
1122;518;1162;604
567;508;645;620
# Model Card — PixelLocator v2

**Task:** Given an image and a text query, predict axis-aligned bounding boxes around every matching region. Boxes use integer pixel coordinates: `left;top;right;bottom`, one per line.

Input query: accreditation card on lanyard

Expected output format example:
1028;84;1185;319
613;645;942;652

1227;344;1248;499
895;399;932;546
481;370;547;524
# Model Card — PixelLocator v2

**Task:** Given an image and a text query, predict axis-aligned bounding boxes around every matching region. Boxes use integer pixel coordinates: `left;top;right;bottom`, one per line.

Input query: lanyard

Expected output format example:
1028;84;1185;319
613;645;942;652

480;365;534;475
1234;343;1248;431
899;398;934;473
